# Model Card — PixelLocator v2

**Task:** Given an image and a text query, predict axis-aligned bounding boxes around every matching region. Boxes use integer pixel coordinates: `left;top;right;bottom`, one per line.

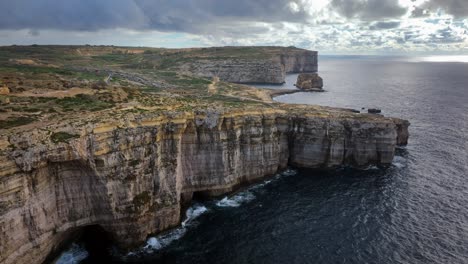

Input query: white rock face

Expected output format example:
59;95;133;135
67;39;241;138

0;110;409;264
180;50;318;84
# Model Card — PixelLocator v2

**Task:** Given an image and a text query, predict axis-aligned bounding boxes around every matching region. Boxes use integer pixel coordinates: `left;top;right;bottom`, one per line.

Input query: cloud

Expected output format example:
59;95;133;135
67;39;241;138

28;29;40;37
0;0;147;31
411;7;430;18
329;0;407;20
0;0;466;55
429;26;466;43
0;0;312;33
421;0;468;17
369;21;401;30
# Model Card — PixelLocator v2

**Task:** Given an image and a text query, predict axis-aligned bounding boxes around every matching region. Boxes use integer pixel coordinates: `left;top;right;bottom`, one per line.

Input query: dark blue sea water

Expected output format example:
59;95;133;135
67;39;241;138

57;56;468;264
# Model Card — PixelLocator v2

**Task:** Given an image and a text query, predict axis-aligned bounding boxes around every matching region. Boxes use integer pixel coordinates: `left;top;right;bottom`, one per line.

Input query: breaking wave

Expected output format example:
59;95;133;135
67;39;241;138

138;204;208;253
216;191;256;208
216;168;297;208
54;243;89;264
392;156;407;168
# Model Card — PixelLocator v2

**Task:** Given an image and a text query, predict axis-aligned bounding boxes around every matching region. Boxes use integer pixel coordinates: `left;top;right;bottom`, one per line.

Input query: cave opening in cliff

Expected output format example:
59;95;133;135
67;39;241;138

192;190;213;201
80;225;114;262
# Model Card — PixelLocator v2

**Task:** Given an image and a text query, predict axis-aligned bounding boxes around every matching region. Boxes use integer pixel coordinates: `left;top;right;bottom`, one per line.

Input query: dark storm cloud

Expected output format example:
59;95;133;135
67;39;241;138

0;0;146;31
369;21;401;30
0;0;310;32
329;0;407;20
421;0;468;17
411;7;429;18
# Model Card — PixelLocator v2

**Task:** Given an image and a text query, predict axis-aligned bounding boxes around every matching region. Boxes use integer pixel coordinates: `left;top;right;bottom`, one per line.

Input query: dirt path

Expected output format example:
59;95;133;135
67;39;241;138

208;76;219;94
13;87;95;98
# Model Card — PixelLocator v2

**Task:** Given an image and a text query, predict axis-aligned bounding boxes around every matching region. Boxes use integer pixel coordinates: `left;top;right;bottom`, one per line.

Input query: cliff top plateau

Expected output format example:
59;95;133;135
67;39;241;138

1;45;364;136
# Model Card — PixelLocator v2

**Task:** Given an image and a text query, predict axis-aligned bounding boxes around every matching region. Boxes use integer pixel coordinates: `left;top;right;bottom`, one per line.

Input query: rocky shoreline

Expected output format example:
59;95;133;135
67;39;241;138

0;46;410;264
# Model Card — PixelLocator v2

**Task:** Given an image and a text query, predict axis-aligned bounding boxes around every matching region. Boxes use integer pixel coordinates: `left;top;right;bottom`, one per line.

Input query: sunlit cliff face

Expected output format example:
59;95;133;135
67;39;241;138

0;0;467;54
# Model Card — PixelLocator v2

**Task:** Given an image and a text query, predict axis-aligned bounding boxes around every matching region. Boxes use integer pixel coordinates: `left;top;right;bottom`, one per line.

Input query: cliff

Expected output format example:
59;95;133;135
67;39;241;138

177;47;318;84
0;108;409;264
0;45;410;264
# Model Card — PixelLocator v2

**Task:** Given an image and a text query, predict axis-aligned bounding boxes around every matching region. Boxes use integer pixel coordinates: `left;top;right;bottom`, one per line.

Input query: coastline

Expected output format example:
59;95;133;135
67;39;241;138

0;46;410;264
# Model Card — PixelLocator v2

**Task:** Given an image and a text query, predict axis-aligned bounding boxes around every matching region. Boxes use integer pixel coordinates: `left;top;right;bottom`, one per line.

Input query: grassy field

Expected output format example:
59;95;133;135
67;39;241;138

0;45;309;130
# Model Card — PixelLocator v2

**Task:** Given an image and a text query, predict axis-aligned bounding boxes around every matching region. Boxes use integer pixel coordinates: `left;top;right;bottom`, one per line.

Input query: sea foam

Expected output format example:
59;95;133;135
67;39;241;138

142;204;208;253
216;191;256;207
54;243;89;264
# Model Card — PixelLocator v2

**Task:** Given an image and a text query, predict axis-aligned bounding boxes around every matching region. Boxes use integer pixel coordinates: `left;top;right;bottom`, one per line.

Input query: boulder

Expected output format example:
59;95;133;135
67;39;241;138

0;85;10;95
295;73;323;90
368;108;382;114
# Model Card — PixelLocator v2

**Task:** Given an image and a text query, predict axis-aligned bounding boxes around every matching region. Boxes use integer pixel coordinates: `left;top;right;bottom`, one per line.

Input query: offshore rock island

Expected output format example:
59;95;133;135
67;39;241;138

0;45;409;264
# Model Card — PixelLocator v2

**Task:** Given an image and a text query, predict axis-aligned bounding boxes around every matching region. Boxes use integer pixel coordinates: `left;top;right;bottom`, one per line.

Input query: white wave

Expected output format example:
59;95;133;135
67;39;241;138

216;191;255;208
363;165;379;170
142;204;208;252
393;156;407;168
249;179;274;191
281;168;298;176
54;243;89;264
182;205;208;227
143;228;186;252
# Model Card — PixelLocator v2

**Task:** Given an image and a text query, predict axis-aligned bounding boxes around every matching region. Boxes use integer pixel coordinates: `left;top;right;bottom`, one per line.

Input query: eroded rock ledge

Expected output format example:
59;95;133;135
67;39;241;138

0;108;409;264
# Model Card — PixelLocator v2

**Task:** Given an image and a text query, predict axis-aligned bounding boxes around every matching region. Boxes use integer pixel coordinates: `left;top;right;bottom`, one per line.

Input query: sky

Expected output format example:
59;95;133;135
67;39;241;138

0;0;467;55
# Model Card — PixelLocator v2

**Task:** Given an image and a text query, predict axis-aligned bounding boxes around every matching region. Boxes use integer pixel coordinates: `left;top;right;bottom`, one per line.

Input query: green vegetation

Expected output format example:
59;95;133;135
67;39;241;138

0;116;36;129
172;76;211;86
0;65;73;75
0;45;313;133
50;132;80;143
55;94;114;112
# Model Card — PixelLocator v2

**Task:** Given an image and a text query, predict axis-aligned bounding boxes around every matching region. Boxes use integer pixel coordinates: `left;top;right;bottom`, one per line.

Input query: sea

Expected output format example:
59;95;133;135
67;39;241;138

56;56;468;264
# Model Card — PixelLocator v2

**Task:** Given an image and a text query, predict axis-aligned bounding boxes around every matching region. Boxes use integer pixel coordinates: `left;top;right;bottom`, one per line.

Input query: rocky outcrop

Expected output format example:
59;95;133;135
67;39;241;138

295;73;323;90
0;85;9;95
180;49;318;84
0;109;409;264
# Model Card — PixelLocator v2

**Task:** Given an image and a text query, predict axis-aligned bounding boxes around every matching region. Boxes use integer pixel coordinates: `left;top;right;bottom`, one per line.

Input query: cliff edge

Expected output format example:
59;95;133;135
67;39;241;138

177;47;318;84
0;45;409;264
0;108;409;264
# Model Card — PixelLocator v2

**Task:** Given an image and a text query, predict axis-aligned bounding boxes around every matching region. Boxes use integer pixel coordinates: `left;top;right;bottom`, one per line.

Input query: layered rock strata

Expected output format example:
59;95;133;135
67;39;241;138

0;109;409;264
296;73;324;90
180;50;318;84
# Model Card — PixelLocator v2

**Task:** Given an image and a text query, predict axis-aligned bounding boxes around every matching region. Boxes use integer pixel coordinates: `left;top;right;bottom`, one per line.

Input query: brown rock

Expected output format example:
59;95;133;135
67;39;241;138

0;85;10;95
295;73;323;90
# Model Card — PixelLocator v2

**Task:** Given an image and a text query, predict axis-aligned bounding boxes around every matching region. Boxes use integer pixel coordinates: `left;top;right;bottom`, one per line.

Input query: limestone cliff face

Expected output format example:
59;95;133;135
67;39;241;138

180;50;318;84
0;109;409;264
180;59;286;84
281;50;318;73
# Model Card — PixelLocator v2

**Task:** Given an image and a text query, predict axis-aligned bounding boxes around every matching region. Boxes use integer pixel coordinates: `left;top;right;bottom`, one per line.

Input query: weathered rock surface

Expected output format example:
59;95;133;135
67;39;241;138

295;73;324;90
180;49;318;84
0;108;409;264
0;85;9;95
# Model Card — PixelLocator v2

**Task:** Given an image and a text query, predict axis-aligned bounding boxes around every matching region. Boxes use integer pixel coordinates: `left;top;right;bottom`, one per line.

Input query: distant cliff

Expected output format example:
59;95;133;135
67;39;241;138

177;47;318;84
0;108;409;264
